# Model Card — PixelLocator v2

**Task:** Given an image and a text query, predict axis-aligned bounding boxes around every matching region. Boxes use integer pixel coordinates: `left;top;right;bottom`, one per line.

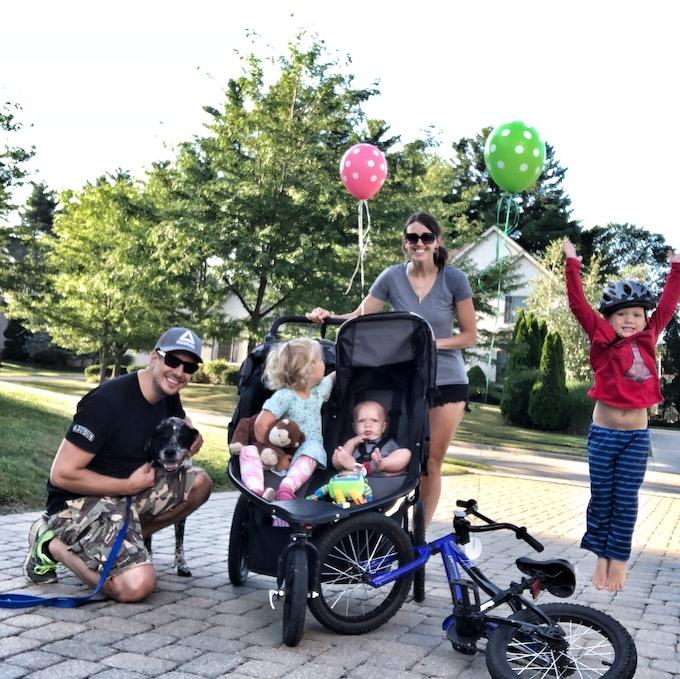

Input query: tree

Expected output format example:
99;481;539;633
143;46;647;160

150;38;452;350
500;310;539;426
661;316;680;375
529;331;569;431
577;223;669;291
1;102;35;295
526;239;602;382
444;129;580;254
0;102;34;219
6;173;182;378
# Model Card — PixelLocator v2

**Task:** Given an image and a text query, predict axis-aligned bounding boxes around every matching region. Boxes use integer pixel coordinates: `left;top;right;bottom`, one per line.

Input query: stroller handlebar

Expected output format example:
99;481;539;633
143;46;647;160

265;315;344;342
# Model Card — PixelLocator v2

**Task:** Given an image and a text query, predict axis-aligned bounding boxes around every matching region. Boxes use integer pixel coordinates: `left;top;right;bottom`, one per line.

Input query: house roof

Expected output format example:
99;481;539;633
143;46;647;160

450;225;553;278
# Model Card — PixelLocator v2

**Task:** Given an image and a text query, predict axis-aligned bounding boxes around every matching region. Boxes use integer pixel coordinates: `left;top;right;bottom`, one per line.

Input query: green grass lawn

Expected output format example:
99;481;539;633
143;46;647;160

0;380;234;512
457;403;587;456
0;367;587;512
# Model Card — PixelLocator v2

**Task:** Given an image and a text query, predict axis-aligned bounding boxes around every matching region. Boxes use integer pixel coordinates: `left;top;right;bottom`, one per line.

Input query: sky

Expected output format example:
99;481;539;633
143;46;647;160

2;0;679;250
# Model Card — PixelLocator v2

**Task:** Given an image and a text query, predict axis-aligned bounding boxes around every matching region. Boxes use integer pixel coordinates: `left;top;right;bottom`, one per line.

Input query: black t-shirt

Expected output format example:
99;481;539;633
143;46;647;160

46;372;184;514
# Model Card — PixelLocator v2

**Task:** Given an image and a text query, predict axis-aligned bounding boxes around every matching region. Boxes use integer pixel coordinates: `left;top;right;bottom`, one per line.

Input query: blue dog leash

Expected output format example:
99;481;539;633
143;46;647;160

0;496;132;609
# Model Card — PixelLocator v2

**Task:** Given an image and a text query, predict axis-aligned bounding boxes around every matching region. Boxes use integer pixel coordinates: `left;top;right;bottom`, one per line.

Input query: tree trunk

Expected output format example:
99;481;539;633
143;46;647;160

98;347;108;382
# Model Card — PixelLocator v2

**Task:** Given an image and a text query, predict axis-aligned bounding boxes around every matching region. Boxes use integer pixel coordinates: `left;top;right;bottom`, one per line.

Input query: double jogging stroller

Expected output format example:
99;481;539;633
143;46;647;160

227;312;436;646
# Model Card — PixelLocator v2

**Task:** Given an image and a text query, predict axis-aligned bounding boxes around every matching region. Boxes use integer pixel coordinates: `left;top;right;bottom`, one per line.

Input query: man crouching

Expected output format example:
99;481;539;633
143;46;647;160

22;327;213;602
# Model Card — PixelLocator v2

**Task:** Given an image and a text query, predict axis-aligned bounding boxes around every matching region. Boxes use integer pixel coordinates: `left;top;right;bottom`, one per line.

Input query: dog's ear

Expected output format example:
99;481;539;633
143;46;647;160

179;423;199;451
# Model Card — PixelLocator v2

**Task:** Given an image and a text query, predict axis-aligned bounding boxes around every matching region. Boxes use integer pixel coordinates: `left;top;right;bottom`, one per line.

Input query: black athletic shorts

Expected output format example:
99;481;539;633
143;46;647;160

430;383;469;409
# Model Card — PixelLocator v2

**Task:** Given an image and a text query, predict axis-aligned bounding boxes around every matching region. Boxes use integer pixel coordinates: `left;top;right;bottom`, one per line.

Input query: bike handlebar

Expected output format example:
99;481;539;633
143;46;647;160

455;498;544;553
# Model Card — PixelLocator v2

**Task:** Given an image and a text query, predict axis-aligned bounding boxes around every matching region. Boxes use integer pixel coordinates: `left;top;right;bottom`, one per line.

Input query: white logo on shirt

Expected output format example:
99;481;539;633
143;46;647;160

72;424;95;442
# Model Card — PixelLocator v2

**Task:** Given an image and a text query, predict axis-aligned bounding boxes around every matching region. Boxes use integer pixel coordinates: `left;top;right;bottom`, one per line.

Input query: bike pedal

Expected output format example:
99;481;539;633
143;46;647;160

446;626;480;654
450;641;477;655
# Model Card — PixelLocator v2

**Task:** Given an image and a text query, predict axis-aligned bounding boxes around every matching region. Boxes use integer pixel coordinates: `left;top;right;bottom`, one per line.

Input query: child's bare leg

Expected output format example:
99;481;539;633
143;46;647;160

606;559;627;592
592;556;609;590
372;448;411;474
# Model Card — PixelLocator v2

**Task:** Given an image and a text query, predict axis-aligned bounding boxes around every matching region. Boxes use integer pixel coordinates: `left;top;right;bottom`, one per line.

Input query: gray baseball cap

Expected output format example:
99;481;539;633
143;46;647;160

155;327;203;363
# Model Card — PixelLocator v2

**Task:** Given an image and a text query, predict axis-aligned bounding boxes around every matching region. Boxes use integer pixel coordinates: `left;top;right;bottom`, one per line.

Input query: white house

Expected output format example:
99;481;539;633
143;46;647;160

450;226;552;383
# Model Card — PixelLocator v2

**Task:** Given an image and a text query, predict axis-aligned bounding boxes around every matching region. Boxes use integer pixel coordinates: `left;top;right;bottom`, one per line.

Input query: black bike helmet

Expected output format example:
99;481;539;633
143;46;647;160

598;280;655;315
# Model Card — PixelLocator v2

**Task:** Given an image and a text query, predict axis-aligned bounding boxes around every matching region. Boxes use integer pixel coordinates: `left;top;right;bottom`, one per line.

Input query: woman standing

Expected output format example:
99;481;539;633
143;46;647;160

307;211;477;525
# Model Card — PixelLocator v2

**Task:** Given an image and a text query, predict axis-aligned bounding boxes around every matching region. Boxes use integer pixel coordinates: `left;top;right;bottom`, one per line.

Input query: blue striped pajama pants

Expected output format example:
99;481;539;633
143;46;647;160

581;424;649;562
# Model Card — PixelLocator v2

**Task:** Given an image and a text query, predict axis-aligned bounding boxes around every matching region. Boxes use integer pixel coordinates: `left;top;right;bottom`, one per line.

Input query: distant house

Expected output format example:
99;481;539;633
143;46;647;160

450;226;553;383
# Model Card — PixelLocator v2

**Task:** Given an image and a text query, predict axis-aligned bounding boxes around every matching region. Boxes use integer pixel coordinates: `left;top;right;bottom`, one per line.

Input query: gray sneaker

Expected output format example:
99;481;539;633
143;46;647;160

23;517;58;584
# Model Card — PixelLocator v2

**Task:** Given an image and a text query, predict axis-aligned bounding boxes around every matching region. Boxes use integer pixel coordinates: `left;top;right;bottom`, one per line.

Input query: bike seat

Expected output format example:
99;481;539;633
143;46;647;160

515;557;576;598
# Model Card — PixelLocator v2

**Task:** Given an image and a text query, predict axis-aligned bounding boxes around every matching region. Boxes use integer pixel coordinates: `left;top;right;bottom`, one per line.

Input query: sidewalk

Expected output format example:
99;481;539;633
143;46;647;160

1;474;678;678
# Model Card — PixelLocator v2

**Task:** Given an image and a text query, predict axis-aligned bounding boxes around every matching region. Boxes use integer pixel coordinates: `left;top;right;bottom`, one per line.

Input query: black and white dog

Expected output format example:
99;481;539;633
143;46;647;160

143;416;199;577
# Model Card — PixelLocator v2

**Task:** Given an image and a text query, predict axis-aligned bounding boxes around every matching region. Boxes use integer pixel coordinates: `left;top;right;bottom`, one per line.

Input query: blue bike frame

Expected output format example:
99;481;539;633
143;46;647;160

366;532;505;634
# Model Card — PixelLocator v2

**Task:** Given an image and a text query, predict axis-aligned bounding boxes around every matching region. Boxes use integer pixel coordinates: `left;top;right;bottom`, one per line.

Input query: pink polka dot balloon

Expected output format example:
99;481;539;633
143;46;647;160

339;143;388;201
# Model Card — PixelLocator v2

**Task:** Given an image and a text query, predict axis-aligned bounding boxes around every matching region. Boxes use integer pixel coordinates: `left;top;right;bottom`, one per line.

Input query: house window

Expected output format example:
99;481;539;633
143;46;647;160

496;349;508;383
504;295;527;323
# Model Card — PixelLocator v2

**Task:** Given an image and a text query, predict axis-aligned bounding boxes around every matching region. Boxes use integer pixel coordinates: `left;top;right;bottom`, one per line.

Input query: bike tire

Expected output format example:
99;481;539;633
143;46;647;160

308;513;413;635
412;500;426;603
485;602;637;679
227;495;250;586
282;547;307;647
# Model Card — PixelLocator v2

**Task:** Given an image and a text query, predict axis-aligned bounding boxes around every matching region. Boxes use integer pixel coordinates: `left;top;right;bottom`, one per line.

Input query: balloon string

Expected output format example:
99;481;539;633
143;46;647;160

485;193;519;400
345;199;372;311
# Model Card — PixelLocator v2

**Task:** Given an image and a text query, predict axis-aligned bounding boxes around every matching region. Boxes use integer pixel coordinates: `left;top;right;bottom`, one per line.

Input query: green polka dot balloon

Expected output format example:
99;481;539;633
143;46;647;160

483;121;546;193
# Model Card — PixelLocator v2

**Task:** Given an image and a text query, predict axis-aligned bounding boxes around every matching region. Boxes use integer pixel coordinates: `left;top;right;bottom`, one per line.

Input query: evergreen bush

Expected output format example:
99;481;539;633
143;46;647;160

529;332;569;431
566;382;594;435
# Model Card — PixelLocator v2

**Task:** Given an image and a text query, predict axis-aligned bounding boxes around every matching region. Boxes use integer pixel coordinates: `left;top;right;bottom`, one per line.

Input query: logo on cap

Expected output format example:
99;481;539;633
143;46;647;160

177;330;196;348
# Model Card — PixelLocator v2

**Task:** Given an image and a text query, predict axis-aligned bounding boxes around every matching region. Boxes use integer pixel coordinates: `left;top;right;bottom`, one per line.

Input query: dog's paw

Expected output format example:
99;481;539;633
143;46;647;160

229;442;243;455
177;564;192;577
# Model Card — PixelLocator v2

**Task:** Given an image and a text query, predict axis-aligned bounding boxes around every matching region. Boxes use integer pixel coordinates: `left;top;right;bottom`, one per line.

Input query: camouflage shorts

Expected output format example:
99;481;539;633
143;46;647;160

46;466;196;577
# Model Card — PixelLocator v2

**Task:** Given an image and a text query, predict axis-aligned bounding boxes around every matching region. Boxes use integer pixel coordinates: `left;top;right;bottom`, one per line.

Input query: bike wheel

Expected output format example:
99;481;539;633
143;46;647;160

485;603;637;679
308;513;413;635
412;500;426;603
227;495;250;586
282;547;307;647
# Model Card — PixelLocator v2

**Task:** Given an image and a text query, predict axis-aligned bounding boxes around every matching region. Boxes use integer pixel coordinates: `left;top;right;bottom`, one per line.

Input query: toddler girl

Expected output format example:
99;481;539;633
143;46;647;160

240;337;335;501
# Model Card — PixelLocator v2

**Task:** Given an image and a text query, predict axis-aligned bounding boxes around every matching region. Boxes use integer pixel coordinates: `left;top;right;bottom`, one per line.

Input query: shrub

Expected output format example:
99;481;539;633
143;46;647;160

221;365;240;386
500;368;539;427
202;359;230;384
566;382;594;435
191;365;211;384
84;364;101;378
529;332;569;431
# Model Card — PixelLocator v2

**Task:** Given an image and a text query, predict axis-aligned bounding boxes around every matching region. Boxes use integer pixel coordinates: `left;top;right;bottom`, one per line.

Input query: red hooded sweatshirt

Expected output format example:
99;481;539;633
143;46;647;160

565;258;680;409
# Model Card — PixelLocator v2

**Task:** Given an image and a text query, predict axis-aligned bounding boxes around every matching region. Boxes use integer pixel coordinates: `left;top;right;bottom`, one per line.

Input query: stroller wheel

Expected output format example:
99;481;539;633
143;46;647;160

412;500;426;603
309;513;413;635
282;547;307;647
228;495;251;586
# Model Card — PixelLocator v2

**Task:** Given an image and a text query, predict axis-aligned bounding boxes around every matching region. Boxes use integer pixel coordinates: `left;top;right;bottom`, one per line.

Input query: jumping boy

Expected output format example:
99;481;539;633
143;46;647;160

563;238;680;591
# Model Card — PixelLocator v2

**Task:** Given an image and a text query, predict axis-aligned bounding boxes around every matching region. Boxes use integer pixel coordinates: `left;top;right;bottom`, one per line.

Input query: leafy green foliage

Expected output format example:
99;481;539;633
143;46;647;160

526;240;600;382
6;174;183;371
529;332;569;431
578;223;669;291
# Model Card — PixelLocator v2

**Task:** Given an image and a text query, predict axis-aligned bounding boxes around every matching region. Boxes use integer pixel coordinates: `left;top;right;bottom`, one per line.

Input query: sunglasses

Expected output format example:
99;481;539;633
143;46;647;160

157;349;200;374
404;232;436;245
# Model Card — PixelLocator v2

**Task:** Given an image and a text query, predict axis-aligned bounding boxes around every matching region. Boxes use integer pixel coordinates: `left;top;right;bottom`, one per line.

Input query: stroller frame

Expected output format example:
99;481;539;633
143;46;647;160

227;312;436;646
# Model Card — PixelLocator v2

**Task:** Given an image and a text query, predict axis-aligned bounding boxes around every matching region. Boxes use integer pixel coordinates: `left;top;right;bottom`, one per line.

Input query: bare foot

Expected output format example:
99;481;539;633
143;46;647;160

333;446;356;471
592;557;609;590
606;559;627;592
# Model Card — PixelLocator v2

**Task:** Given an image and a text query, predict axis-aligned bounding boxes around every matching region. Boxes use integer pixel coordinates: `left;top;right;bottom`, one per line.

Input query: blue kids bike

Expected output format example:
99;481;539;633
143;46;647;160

312;498;637;679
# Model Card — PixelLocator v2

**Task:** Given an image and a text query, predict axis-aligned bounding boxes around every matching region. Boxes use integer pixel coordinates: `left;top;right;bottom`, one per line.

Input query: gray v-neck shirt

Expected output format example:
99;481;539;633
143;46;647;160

369;263;473;385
